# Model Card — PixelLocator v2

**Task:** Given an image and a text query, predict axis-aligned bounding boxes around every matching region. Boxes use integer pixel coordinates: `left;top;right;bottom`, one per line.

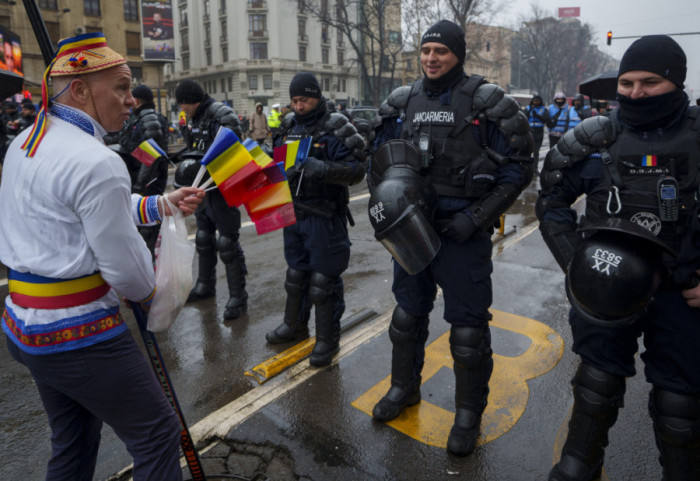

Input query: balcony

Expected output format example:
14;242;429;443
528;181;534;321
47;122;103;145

248;29;268;40
298;33;308;43
220;35;228;44
247;0;267;10
203;14;210;23
204;38;211;48
219;8;227;17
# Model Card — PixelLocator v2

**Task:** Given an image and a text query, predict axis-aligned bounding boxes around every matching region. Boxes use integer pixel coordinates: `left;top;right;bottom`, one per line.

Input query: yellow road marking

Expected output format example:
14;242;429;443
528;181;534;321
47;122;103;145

351;309;564;448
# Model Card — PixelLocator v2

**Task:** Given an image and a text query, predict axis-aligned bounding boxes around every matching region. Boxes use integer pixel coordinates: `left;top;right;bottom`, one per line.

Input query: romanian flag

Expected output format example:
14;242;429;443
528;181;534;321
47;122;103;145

244;182;296;235
243;138;273;168
200;127;268;207
642;155;657;167
131;139;167;166
273;138;313;170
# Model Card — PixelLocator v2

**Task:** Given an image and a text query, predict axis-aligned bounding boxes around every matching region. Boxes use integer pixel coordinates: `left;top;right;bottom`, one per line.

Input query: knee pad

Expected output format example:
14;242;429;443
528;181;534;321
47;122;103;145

573;364;626;419
217;234;241;264
309;272;334;306
195;230;217;255
389;306;426;345
449;325;491;370
285;268;309;297
650;389;700;449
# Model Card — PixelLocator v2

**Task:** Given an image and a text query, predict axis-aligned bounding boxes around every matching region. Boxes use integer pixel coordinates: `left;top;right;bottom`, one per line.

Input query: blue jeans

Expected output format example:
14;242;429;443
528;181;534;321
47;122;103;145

7;331;182;481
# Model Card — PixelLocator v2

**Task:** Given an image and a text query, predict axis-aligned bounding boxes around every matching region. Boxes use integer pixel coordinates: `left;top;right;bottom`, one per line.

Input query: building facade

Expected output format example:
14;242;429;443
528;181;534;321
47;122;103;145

1;0;165;109
166;0;361;120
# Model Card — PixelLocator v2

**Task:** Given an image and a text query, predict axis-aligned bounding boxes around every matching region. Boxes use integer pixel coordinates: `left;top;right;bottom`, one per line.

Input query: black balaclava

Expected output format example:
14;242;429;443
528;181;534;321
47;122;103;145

616;35;688;129
421;20;466;95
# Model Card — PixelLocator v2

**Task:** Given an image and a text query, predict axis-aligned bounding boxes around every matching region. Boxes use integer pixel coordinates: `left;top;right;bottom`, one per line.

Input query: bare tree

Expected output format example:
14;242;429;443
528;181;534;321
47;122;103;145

516;5;617;101
296;0;405;105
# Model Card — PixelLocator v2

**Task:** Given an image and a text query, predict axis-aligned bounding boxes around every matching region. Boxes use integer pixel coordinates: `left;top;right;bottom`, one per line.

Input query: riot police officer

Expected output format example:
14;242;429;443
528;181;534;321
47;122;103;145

264;72;366;367
113;84;169;257
368;20;533;456
176;79;248;321
537;35;700;481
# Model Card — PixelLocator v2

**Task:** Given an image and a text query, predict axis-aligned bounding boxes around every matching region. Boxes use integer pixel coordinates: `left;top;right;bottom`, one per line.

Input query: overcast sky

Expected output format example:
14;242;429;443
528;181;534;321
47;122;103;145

492;0;700;100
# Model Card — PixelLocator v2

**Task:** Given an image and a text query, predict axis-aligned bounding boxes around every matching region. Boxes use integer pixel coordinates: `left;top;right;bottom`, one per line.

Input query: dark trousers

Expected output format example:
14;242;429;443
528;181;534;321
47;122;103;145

7;331;182;481
570;287;700;394
532;127;544;160
195;189;242;237
392;229;493;326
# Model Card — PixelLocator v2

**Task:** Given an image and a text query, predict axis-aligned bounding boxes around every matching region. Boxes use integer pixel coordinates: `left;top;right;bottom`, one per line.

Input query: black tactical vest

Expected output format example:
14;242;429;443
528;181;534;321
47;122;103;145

281;117;348;210
585;108;700;251
402;76;497;198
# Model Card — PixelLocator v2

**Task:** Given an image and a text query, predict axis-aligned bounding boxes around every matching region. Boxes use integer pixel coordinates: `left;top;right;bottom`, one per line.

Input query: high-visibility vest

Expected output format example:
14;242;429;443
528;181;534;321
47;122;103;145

268;110;281;128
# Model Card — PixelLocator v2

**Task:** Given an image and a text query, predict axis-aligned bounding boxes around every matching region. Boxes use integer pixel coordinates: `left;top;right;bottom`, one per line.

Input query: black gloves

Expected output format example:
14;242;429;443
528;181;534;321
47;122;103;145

300;157;328;180
441;212;478;243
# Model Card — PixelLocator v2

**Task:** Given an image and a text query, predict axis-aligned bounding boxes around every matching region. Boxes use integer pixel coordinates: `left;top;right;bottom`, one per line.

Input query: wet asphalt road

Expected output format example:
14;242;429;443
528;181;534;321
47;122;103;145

0;149;662;480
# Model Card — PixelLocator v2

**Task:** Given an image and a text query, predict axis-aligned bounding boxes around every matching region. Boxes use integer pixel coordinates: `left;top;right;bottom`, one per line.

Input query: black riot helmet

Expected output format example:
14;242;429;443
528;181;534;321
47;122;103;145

174;155;207;189
368;140;439;275
566;218;674;328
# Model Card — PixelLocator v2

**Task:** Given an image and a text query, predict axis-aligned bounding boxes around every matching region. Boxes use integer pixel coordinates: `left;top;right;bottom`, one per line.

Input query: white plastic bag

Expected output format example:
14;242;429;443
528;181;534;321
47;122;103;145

147;196;195;332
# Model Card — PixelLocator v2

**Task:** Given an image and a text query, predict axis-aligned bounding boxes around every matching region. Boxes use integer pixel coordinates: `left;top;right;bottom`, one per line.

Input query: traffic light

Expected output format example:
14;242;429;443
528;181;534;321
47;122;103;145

607;31;612;46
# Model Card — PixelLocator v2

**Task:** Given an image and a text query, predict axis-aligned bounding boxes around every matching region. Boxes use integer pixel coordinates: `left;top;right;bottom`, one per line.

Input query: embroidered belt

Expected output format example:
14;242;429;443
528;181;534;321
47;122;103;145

8;270;110;309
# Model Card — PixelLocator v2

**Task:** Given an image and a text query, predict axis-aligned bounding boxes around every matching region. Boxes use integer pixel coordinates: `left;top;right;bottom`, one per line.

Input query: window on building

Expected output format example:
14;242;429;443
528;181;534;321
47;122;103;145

337;28;343;45
44;21;60;47
206;49;212;65
298;18;305;36
249;0;265;7
125;31;141;56
124;0;138;21
39;0;58;9
180;8;188;27
321;23;329;43
86;25;102;33
297;0;305;14
388;30;401;44
341;78;346;92
221;20;227;40
84;0;101;16
228;77;233;91
221;78;226;92
204;0;210;16
337;51;343;66
131;66;143;83
320;0;328;14
0;15;10;29
181;31;189;49
323;77;330;92
406;58;412;71
263;74;272;90
222;45;228;62
248;74;258;90
205;24;211;44
322;48;329;64
299;45;306;62
250;43;267;59
220;0;226;13
249;14;266;36
182;54;190;70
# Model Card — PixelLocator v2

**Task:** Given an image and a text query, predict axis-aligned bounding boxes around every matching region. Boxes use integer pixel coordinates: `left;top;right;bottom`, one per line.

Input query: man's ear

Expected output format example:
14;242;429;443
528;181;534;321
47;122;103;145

69;78;91;107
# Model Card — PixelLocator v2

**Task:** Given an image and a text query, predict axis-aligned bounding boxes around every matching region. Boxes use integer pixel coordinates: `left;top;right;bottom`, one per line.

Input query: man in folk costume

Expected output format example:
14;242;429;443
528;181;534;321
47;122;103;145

0;32;203;480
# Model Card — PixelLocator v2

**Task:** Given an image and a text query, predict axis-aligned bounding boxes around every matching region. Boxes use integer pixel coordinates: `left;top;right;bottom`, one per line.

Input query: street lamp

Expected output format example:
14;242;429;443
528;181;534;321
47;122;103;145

518;54;535;90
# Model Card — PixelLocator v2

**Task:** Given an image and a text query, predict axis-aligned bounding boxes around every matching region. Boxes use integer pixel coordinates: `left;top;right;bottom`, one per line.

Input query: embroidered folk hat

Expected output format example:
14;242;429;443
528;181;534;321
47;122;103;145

22;32;126;157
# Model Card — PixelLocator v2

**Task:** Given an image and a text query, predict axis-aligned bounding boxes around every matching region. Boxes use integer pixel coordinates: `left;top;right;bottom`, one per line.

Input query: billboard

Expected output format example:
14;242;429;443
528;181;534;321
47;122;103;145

558;7;581;17
0;25;23;76
141;0;175;61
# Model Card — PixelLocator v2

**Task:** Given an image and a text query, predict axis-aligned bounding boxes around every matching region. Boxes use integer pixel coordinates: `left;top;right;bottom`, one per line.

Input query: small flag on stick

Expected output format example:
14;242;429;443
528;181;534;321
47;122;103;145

273;138;313;170
244;182;296;235
200;127;268;207
131;139;167;166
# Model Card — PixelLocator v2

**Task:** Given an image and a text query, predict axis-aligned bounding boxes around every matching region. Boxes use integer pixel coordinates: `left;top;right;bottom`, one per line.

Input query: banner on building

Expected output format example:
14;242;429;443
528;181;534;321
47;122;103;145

558;7;581;17
141;0;176;61
0;25;23;76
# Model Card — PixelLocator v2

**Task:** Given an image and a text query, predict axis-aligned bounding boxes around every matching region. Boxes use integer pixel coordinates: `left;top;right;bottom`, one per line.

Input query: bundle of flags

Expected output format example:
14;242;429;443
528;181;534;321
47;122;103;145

131;138;167;166
189;127;312;235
